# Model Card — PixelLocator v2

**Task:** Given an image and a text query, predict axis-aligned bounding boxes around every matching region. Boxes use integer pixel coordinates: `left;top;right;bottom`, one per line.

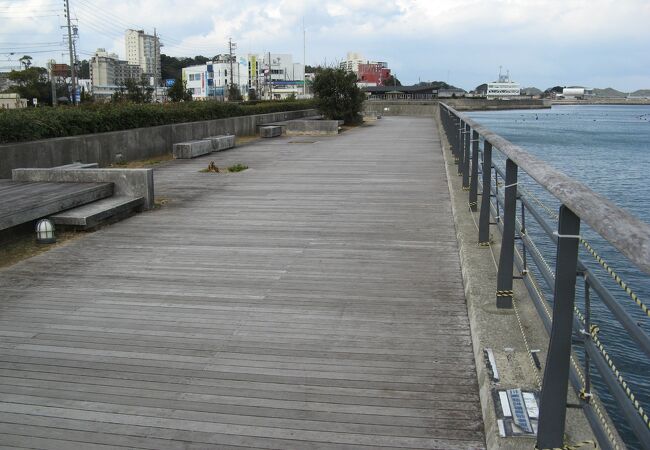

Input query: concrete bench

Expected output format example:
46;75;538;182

260;126;282;138
202;135;235;152
172;140;213;159
285;120;341;136
50;196;145;230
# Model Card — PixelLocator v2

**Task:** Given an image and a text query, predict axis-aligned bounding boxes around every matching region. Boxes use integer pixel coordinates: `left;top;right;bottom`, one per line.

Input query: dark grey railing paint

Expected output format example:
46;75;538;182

439;103;650;450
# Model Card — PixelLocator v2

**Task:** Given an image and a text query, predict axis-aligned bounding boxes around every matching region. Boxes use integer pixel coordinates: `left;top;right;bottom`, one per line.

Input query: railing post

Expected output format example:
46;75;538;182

537;205;581;449
496;158;518;308
462;123;470;189
478;141;492;245
469;130;479;210
457;120;464;175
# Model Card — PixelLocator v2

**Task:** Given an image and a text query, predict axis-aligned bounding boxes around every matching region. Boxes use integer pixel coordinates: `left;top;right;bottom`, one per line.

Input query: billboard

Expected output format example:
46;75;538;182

165;79;175;87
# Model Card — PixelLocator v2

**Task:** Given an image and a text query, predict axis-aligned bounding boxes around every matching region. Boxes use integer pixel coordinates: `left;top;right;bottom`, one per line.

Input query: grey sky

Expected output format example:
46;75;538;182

1;0;649;91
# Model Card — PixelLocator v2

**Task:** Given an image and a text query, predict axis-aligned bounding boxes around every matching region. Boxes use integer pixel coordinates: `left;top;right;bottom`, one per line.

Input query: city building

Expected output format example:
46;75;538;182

248;53;305;100
0;93;27;109
357;62;391;87
125;29;161;83
340;51;391;87
90;48;143;100
182;56;248;101
486;69;521;98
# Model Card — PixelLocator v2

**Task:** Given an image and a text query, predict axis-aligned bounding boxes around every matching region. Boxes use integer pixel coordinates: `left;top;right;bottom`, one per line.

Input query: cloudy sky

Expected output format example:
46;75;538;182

1;0;649;91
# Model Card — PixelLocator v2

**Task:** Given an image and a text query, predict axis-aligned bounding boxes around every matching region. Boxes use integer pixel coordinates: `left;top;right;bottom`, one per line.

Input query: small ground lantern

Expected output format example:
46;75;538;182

35;218;56;244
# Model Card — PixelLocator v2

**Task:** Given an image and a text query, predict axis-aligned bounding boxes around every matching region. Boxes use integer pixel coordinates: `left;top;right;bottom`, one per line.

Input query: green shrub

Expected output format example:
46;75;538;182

312;68;364;124
0;99;316;144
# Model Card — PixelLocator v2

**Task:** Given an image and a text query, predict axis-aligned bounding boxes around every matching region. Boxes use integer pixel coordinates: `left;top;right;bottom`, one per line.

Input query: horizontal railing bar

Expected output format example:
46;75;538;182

516;196;650;359
441;102;650;275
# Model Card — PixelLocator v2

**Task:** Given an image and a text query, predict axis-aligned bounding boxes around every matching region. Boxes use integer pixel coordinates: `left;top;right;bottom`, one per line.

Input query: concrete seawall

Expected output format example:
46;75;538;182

0;109;317;178
363;99;550;117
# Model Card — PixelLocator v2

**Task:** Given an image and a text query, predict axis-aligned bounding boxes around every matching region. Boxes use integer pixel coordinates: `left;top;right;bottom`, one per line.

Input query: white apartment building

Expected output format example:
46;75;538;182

182;56;248;100
125;29;161;82
339;51;387;76
90;48;143;100
486;69;521;98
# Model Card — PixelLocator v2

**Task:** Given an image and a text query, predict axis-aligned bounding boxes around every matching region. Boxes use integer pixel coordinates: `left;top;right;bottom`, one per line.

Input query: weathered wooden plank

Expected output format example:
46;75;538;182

0;117;485;448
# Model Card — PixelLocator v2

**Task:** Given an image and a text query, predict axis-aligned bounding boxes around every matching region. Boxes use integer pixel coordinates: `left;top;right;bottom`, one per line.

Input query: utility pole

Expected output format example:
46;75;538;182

154;28;158;101
64;0;76;105
268;51;272;100
228;38;237;97
48;59;57;107
302;18;306;96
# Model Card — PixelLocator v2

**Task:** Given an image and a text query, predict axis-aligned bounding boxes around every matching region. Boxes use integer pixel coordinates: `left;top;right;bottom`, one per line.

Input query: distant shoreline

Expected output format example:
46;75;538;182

552;98;650;106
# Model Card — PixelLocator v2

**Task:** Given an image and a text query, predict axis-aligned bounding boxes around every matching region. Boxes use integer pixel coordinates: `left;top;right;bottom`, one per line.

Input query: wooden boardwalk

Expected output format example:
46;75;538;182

0;117;485;449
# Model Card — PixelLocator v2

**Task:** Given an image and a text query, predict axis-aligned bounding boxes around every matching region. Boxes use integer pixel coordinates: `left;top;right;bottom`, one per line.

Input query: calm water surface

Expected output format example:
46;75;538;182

468;105;650;447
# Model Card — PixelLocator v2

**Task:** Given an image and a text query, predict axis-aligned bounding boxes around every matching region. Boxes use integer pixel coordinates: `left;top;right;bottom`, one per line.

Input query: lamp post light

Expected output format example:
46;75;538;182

35;219;56;244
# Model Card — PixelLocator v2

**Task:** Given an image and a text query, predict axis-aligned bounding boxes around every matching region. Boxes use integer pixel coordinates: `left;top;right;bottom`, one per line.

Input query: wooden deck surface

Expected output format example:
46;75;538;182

0;180;114;231
0;117;485;449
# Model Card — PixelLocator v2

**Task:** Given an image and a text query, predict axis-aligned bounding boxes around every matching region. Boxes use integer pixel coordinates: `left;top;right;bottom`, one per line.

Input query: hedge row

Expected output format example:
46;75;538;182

0;99;316;144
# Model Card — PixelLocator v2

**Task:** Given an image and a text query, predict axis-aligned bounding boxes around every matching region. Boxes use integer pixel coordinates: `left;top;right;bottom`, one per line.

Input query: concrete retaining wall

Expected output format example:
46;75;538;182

0;109;317;178
363;99;550;117
13;168;155;210
285;120;340;136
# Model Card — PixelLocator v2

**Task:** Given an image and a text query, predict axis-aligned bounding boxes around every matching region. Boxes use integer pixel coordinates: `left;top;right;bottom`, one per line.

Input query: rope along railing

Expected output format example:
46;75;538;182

439;103;650;450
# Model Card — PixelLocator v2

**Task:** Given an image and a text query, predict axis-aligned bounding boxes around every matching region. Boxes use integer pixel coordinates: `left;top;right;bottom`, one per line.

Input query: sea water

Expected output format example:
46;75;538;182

468;105;650;447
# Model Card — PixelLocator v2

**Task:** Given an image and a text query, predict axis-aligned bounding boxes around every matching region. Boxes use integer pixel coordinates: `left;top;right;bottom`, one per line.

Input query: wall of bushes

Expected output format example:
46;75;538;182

0;99;316;144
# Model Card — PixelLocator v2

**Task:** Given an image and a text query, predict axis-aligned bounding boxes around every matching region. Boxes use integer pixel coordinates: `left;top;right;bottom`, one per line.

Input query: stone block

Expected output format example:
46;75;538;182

260;126;282;138
172;140;213;159
202;135;235;152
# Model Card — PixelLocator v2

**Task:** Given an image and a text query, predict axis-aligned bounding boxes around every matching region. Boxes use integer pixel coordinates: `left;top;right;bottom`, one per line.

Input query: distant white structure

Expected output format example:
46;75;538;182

486;68;521;98
125;29;161;82
0;93;27;109
562;87;594;99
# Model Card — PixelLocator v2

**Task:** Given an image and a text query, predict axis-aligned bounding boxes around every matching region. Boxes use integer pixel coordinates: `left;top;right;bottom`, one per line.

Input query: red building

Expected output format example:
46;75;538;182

357;63;391;86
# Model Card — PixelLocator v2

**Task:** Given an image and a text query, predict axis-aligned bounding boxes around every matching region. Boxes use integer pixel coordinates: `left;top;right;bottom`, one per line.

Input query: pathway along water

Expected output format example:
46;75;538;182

469;104;650;448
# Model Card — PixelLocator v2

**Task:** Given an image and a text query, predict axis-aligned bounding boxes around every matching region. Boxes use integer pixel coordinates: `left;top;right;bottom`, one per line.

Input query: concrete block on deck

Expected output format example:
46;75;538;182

12;167;154;210
202;135;235;152
260;126;282;138
173;140;213;159
50;196;144;229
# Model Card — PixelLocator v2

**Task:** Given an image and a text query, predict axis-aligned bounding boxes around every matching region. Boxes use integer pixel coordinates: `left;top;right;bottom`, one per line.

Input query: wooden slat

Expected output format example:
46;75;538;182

0;117;486;449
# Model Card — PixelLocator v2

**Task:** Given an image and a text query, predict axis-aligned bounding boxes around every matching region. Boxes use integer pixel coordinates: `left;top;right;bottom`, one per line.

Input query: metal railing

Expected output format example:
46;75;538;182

439;102;650;449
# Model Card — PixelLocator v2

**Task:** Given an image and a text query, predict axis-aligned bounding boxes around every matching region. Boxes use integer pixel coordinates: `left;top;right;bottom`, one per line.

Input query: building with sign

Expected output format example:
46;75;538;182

182;57;248;101
248;53;305;100
340;51;391;87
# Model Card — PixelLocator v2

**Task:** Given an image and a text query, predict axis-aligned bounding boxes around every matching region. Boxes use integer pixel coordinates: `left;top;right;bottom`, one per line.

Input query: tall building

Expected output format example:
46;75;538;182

125;29;161;82
90;48;143;100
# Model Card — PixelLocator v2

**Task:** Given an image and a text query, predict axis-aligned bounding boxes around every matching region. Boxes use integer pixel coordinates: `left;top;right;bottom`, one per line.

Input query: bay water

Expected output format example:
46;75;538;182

468;105;650;447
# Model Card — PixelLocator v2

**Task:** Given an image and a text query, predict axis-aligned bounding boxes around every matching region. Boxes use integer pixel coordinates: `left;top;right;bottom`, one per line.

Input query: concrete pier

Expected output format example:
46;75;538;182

0;118;486;448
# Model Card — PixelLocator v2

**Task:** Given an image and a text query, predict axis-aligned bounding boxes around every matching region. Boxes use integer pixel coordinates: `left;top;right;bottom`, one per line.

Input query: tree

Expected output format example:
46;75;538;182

79;60;90;79
227;84;242;101
167;78;192;102
19;55;32;69
473;83;488;94
112;77;154;103
6;66;50;105
382;75;401;87
312;67;364;124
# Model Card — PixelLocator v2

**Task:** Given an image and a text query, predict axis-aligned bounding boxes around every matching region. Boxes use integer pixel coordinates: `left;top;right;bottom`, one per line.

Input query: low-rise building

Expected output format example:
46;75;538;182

0;93;28;109
486;70;521;98
182;56;248;100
